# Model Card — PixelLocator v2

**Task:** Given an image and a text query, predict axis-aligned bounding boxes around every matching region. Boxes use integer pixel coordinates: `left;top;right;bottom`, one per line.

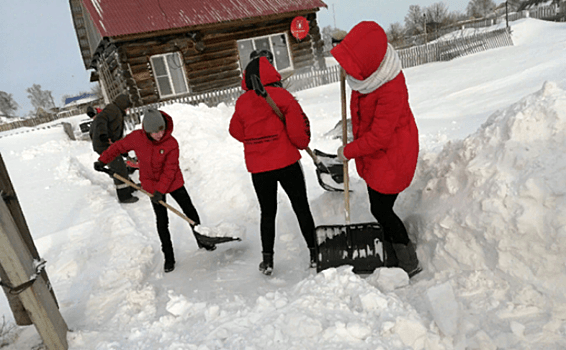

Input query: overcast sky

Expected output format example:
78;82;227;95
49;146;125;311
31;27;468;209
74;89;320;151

1;0;481;117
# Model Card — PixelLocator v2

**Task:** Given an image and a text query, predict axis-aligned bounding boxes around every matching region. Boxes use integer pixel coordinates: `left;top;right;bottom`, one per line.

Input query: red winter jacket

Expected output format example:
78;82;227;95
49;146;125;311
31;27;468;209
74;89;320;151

98;111;185;195
331;21;419;194
229;56;311;173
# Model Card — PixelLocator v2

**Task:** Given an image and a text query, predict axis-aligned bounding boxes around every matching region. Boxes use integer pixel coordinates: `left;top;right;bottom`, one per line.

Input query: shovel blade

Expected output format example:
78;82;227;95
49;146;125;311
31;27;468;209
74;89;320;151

193;231;241;246
315;222;385;274
313;149;345;192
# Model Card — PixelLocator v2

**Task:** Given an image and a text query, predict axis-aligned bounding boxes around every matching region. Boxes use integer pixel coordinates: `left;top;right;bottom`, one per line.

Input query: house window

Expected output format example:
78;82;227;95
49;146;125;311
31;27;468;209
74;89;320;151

237;33;293;73
150;52;189;98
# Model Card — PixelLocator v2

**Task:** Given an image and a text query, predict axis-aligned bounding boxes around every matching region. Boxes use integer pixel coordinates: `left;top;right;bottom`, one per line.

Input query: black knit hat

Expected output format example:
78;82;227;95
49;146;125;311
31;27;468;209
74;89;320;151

250;49;274;64
86;106;96;118
143;109;165;133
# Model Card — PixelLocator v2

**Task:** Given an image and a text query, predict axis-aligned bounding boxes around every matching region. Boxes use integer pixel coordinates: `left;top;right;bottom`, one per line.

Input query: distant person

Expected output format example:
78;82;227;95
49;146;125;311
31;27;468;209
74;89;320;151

86;105;101;119
94;109;215;273
331;21;422;277
229;55;316;276
87;105;101;140
90;93;138;203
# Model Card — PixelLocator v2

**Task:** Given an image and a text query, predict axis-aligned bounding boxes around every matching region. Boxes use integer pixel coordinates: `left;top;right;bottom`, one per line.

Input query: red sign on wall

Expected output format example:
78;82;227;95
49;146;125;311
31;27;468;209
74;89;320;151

291;16;309;40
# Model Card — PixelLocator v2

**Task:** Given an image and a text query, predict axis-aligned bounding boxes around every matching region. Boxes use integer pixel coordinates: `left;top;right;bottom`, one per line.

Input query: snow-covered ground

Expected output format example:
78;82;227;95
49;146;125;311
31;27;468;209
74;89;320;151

1;18;566;349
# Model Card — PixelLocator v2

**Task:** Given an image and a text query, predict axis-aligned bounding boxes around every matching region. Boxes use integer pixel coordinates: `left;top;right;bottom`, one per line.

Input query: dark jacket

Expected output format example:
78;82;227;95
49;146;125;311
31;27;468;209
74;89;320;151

229;56;311;173
91;94;131;154
331;21;419;194
98;111;185;195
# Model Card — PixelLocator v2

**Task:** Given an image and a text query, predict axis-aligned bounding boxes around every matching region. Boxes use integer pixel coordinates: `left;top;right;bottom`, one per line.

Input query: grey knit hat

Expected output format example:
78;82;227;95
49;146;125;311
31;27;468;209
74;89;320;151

143;109;165;133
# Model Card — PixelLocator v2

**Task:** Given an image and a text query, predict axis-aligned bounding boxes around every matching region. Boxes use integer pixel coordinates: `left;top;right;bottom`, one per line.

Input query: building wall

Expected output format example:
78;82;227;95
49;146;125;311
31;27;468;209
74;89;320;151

95;12;325;107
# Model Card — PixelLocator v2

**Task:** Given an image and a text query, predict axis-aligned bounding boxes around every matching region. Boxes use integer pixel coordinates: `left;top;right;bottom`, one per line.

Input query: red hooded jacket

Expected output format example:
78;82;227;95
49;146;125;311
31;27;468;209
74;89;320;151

331;21;419;194
98;111;185;195
229;57;311;173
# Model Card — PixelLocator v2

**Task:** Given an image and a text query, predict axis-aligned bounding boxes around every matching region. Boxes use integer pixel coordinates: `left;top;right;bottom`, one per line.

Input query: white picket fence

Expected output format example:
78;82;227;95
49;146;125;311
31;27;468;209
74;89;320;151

126;65;343;125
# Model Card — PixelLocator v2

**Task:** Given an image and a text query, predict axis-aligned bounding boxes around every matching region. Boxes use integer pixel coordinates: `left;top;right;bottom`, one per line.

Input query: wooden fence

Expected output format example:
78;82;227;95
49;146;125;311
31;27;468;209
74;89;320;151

397;27;513;69
0;114;70;133
397;4;565;49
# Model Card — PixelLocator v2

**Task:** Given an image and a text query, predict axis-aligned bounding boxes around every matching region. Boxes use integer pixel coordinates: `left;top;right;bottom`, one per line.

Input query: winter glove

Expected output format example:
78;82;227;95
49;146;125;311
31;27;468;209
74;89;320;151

94;160;108;173
151;191;164;204
337;146;349;162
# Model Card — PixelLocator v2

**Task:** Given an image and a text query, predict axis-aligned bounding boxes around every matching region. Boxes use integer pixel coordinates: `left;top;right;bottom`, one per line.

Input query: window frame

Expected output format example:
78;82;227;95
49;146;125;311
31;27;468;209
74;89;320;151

149;52;189;98
237;32;294;73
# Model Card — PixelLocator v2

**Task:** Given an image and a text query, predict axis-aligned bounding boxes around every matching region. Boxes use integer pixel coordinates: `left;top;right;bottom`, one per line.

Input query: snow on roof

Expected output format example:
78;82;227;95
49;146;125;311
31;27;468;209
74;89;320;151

64;93;99;107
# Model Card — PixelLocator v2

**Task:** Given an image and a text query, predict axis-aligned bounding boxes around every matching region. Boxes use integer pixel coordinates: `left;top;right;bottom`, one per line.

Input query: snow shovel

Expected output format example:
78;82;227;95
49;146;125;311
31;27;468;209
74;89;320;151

313;68;386;274
250;74;345;192
99;167;241;247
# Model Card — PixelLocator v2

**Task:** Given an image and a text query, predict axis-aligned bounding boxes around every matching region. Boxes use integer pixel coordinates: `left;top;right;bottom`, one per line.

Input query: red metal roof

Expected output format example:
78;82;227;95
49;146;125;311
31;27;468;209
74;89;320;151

82;0;327;38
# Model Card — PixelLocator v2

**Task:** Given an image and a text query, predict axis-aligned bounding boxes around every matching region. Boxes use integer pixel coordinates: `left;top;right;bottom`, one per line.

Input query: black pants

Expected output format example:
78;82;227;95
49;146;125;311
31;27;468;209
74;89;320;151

95;150;133;201
151;186;200;261
367;187;410;245
251;162;315;254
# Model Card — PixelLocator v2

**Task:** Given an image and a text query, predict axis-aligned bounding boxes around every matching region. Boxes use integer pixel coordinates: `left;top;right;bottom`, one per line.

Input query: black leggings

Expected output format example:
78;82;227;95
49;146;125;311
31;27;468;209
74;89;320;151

367;187;410;245
251;162;315;254
151;186;200;259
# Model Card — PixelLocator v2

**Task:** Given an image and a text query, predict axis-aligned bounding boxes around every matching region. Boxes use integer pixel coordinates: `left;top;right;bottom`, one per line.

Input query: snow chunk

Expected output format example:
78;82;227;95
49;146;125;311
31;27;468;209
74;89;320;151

426;282;459;337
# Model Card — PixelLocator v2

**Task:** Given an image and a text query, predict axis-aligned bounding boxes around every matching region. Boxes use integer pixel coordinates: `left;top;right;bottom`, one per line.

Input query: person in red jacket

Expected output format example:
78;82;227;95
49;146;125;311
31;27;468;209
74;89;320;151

230;55;316;276
331;21;422;277
94;109;214;273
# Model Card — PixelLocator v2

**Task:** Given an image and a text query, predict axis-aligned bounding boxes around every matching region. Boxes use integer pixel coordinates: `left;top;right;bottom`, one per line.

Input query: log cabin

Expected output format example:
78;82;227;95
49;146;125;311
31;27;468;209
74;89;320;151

69;0;328;107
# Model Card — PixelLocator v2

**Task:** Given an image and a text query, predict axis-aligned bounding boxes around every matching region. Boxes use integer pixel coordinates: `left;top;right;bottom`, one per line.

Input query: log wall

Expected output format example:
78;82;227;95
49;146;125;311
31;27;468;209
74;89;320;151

96;12;324;107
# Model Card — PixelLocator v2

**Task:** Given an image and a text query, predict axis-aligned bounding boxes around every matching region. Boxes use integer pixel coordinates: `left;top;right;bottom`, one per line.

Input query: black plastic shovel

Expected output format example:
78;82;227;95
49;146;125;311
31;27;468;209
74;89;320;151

313;68;387;274
250;74;345;192
100;167;241;247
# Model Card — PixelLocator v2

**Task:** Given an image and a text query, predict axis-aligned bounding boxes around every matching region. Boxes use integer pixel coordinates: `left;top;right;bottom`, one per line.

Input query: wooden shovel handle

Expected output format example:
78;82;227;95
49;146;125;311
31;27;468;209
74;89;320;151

340;68;350;223
111;172;196;226
256;77;323;166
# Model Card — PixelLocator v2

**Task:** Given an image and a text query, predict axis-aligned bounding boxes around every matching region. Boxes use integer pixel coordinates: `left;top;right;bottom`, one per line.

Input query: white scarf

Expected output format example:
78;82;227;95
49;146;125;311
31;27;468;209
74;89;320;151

346;43;402;94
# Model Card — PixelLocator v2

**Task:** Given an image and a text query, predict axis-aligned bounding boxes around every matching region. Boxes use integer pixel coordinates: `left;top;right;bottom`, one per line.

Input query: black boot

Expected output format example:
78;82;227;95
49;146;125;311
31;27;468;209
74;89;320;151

383;241;399;268
117;187;138;203
164;259;175;273
309;248;317;269
392;241;422;278
259;252;273;276
164;250;175;273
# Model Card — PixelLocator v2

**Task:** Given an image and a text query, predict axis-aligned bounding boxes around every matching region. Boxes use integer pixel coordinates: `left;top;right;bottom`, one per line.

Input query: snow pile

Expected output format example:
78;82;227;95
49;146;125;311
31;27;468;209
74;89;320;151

404;81;566;347
75;266;446;350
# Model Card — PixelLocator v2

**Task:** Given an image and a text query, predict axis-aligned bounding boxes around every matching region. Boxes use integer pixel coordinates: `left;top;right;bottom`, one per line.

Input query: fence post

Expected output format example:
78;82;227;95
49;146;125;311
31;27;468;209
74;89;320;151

0;153;68;349
0;153;61;324
0;200;68;350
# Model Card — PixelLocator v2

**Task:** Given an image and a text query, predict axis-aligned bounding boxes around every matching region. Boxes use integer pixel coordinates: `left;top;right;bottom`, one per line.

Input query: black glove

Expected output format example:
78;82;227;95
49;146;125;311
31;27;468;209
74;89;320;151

152;191;164;204
94;161;107;172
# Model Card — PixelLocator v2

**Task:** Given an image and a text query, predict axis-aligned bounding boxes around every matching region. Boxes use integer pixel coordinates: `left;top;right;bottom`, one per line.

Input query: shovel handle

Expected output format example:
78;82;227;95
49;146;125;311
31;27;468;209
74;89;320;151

253;75;326;170
340;68;351;223
109;170;197;226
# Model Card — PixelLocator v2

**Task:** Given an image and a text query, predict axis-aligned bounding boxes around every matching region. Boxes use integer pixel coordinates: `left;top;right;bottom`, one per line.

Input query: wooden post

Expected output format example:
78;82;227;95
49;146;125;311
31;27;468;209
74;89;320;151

506;1;509;28
0;153;59;325
0;199;68;349
61;122;76;141
0;263;31;325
